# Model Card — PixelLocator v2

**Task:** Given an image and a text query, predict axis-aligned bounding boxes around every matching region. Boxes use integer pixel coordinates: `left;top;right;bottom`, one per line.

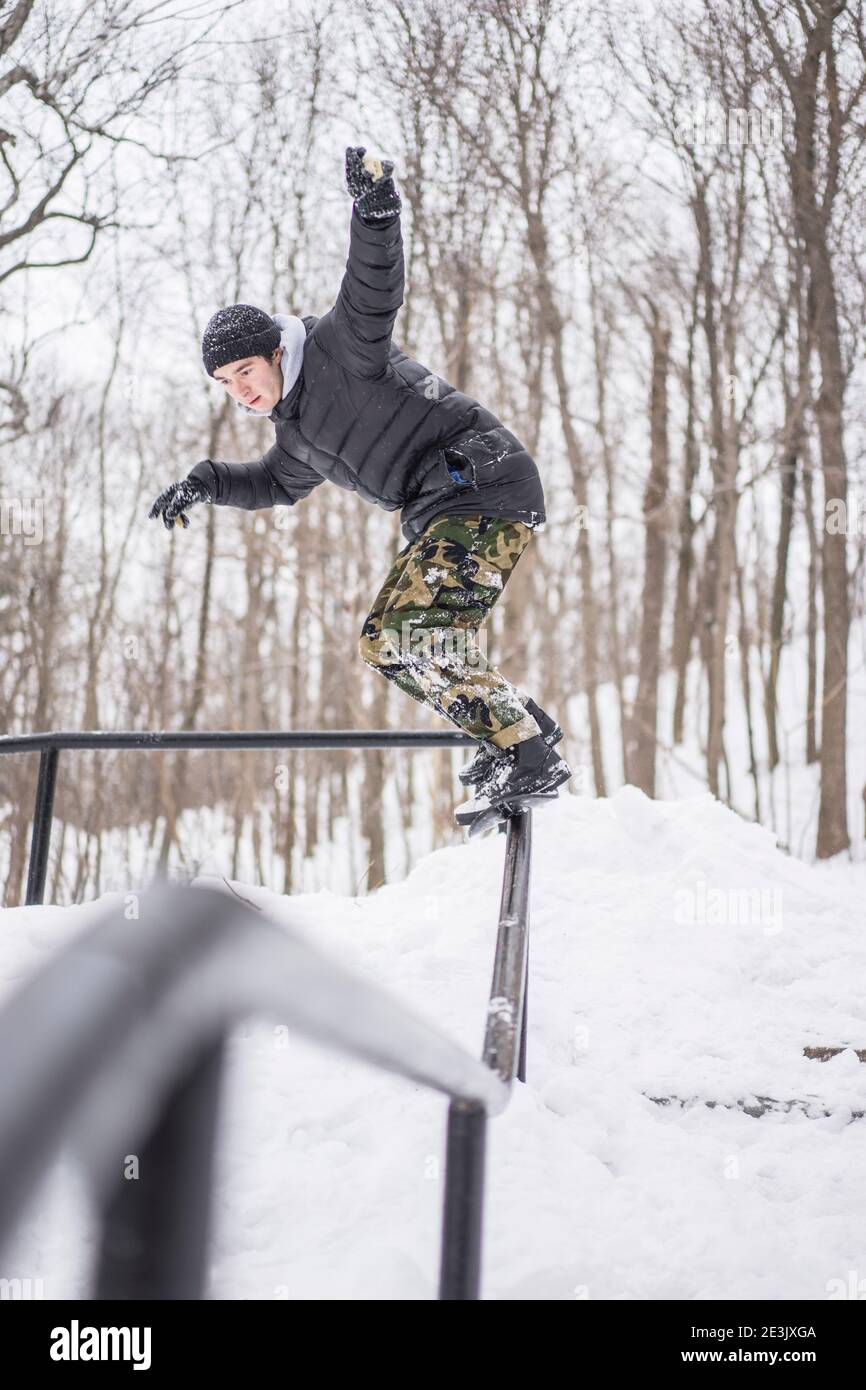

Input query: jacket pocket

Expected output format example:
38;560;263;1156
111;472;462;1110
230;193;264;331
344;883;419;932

443;425;519;487
441;444;478;490
408;446;471;500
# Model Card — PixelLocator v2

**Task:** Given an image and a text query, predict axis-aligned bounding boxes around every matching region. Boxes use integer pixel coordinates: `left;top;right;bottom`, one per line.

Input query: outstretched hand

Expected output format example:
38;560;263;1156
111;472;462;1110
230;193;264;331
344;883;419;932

345;146;401;220
147;474;212;530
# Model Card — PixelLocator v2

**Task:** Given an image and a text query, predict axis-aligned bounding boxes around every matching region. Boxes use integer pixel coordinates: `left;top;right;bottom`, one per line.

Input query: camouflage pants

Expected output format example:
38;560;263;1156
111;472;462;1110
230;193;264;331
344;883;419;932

359;513;541;747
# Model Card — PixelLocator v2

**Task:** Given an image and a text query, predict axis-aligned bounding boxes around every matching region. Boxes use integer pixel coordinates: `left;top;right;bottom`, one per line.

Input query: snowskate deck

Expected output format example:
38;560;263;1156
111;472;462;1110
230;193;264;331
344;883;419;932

456;791;559;840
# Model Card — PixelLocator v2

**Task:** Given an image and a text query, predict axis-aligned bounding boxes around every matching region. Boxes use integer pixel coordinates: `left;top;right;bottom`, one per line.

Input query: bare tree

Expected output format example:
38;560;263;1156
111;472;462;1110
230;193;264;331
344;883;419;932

750;0;865;855
0;0;241;441
628;302;671;795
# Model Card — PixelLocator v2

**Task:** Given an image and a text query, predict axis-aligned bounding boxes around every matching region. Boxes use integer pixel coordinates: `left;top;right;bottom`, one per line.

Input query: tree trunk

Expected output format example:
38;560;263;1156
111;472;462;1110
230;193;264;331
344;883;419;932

802;447;821;765
526;211;606;795
628;308;671;797
671;275;701;746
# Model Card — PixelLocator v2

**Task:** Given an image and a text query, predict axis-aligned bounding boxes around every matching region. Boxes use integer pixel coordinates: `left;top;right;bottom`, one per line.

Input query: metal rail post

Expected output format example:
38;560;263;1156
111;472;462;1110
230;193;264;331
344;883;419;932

25;747;59;905
439;1098;487;1299
95;1039;226;1300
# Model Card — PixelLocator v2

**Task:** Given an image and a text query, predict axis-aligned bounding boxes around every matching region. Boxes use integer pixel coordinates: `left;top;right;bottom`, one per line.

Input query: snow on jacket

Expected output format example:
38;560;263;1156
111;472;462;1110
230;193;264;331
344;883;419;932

190;207;546;545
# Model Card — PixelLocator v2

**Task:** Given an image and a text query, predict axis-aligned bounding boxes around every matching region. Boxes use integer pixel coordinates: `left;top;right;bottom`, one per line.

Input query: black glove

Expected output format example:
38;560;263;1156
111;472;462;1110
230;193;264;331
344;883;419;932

147;473;212;530
345;145;401;221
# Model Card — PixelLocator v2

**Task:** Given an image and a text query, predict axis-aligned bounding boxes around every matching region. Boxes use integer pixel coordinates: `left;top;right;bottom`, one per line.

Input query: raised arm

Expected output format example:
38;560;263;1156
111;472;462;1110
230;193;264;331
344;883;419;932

312;147;405;378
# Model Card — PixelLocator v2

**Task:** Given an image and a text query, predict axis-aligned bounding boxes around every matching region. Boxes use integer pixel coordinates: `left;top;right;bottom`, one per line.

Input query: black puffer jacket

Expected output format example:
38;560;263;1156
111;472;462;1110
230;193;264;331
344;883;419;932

190;208;545;545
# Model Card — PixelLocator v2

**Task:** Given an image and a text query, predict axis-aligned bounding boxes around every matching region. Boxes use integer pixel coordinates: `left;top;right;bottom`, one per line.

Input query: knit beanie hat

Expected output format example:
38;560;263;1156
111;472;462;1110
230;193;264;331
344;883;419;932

201;303;281;377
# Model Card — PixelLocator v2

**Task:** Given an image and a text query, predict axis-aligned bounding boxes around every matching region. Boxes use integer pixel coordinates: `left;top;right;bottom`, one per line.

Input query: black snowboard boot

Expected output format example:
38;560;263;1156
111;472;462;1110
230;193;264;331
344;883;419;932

458;737;508;790
458;699;563;788
484;733;572;805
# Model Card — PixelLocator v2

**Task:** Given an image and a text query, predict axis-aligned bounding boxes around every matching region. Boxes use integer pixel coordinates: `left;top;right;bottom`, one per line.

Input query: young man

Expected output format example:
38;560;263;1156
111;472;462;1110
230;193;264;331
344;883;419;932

148;147;572;825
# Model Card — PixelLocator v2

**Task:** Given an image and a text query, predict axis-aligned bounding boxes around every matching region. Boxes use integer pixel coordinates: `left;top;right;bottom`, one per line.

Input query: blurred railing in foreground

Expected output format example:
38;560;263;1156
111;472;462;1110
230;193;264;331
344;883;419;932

0;796;533;1298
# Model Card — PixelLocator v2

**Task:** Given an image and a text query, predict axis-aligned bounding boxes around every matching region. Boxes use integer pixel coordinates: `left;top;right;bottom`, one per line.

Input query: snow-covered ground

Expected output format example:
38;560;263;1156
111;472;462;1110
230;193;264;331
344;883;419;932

1;786;864;1300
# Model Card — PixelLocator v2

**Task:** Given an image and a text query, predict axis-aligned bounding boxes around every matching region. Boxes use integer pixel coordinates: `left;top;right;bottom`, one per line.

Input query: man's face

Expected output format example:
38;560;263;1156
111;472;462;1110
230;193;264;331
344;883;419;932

212;347;283;411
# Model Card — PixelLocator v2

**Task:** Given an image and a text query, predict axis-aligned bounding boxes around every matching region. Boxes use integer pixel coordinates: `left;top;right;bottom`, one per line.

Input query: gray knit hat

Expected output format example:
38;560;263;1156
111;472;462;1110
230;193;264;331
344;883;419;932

201;303;281;376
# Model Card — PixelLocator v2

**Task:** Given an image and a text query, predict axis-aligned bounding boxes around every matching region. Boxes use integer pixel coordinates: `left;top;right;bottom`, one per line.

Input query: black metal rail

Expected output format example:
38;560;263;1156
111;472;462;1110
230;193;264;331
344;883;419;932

0;729;475;906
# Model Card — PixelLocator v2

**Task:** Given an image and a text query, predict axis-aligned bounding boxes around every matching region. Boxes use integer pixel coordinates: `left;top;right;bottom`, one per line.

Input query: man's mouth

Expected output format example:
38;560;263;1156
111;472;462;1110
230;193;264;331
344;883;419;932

248;395;262;406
